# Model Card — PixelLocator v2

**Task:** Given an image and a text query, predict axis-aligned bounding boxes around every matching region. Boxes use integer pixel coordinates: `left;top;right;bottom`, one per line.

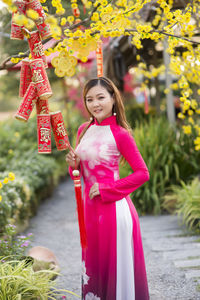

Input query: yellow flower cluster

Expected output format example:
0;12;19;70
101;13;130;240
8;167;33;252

51;50;77;77
63;31;98;61
26;9;39;20
51;0;65;15
0;173;15;202
182;125;192;135
134;63;165;80
12;13;35;30
60;17;67;26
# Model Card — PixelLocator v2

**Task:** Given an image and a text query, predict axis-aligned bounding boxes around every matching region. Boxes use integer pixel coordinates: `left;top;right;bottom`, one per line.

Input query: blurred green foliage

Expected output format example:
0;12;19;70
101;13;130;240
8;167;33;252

163;177;200;234
120;113;200;215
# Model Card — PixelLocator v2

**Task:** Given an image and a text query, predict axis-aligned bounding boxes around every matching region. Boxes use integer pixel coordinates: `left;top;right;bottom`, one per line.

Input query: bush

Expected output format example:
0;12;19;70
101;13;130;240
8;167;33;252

126;103;157;128
0;258;79;299
163;177;200;233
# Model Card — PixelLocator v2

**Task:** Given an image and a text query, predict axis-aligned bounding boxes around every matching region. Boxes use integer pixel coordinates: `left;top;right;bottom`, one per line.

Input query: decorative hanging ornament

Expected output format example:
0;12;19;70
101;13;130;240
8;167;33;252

96;40;103;77
27;30;47;68
19;58;32;98
30;58;52;99
50;111;70;151
72;169;87;249
35;20;51;40
37;114;51;153
26;0;46;23
36;98;49;114
11;0;26;40
13;0;26;14
11;12;25;40
15;82;37;121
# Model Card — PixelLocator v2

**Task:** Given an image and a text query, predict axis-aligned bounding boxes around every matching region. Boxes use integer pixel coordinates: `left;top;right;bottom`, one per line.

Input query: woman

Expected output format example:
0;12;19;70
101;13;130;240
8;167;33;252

66;77;150;300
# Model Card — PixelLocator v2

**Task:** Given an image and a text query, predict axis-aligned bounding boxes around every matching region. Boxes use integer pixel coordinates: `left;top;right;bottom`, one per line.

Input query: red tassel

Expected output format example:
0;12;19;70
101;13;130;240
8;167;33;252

144;90;149;114
73;171;87;249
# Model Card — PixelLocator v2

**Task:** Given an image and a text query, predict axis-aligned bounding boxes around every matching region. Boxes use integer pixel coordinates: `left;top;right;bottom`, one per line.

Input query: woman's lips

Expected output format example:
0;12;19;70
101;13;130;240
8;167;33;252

94;109;102;113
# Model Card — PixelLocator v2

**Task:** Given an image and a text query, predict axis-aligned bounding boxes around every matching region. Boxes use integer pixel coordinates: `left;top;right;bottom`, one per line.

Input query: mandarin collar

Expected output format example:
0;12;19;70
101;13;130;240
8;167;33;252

94;115;117;126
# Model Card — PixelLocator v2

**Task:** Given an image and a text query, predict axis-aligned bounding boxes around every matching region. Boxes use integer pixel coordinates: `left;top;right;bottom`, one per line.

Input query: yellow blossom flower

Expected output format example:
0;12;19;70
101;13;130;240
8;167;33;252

188;109;193;116
91;12;99;22
14;132;20;137
0;182;2;189
26;9;39;20
188;117;194;124
0;195;2;202
182;125;192;135
177;113;185;119
8;172;15;181
3;178;9;184
60;17;66;26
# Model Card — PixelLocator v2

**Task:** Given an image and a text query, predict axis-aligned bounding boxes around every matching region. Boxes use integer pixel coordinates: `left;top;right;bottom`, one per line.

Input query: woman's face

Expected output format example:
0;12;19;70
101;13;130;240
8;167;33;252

85;85;114;124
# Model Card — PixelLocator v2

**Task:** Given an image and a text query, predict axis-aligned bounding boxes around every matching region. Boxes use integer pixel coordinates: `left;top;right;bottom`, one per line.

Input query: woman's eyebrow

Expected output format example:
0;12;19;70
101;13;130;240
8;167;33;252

86;93;105;99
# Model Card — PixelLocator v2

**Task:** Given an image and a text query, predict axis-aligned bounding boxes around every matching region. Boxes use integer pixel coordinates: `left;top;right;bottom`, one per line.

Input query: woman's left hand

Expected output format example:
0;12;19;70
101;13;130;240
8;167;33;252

89;183;100;199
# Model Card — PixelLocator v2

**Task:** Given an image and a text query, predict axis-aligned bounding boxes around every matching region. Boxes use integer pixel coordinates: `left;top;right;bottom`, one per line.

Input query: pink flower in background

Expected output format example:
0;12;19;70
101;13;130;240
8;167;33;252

123;72;134;93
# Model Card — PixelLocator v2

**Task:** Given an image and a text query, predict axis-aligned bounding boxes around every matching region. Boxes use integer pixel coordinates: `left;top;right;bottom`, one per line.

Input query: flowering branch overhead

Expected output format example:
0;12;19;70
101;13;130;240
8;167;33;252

1;0;200;149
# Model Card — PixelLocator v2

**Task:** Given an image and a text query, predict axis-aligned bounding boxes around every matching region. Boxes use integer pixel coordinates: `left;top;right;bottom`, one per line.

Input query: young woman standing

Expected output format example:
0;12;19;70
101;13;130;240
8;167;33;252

66;77;150;300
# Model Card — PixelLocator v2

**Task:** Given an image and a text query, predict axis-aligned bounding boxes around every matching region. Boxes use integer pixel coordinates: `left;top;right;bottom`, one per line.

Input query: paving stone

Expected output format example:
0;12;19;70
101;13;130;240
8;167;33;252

141;229;184;238
163;249;200;260
185;270;200;279
152;243;200;252
144;236;198;244
174;259;200;268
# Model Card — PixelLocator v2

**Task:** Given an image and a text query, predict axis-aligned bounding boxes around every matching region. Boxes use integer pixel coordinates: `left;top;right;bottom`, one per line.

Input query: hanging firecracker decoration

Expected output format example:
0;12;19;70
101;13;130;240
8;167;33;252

36;98;49;114
144;90;149;114
15;82;37;121
30;58;52;99
96;40;103;77
27;30;47;68
35;20;51;40
19;59;32;98
26;0;46;23
13;0;26;14
72;169;87;249
25;0;51;40
11;0;51;41
37;114;51;153
11;0;26;40
50;111;70;151
11;12;25;40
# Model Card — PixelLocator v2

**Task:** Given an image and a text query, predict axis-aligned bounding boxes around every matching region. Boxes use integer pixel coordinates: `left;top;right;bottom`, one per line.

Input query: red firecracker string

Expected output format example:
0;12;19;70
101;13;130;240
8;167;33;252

70;145;87;249
96;40;103;77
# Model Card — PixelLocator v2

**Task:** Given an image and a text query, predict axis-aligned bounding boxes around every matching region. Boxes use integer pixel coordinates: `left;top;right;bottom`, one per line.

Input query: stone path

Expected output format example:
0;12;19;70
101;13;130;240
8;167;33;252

24;179;200;300
140;215;200;300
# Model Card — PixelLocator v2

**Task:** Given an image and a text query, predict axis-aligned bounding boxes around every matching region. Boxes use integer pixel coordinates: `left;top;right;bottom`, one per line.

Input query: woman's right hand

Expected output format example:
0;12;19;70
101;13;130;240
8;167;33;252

65;150;80;169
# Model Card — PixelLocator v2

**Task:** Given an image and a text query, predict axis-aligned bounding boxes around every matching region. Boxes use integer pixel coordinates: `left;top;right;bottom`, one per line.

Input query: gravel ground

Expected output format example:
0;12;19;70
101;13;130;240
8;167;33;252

23;179;200;300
